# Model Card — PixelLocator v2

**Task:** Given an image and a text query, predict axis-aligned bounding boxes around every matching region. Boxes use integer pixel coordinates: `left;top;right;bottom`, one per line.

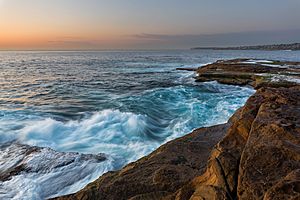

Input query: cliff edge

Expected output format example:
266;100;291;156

55;59;300;200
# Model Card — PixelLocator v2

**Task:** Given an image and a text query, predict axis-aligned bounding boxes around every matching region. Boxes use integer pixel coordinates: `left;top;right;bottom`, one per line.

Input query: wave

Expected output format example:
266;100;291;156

8;110;156;165
0;82;255;199
1;83;255;160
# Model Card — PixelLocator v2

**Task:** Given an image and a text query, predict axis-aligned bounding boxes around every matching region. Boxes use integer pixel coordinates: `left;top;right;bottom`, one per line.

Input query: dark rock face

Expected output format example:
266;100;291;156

0;143;40;182
55;59;300;200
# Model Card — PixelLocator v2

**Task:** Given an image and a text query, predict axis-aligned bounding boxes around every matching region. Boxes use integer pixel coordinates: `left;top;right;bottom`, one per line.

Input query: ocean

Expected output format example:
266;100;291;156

1;50;300;199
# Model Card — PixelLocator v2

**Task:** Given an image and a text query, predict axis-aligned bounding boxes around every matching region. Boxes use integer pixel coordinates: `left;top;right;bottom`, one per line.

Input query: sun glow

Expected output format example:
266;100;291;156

0;0;299;50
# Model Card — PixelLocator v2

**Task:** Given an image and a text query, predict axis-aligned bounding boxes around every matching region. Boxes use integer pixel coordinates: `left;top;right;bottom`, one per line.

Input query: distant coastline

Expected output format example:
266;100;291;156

192;43;300;51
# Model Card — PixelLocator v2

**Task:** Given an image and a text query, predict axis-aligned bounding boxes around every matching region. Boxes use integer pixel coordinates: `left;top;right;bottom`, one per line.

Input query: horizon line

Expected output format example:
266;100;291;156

1;42;299;52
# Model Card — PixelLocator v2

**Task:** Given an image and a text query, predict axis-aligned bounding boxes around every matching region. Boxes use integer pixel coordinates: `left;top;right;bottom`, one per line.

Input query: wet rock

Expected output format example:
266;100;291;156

0;142;106;199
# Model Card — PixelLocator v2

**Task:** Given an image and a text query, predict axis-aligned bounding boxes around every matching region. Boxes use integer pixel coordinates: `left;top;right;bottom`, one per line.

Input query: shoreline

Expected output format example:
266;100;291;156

191;43;300;51
54;59;300;199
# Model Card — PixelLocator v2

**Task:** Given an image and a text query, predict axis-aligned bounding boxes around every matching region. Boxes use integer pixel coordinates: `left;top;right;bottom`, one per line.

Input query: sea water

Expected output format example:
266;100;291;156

1;50;300;199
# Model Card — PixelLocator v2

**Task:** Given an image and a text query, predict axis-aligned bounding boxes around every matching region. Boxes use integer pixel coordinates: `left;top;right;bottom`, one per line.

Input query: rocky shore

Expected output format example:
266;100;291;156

55;59;300;200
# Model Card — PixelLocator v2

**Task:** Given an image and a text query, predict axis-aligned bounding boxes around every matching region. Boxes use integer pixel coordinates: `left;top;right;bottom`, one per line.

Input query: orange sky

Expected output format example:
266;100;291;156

0;0;140;49
1;0;299;50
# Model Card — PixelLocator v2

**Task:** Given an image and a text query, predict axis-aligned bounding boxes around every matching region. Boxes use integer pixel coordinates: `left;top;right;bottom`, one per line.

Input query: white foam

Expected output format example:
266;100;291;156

15;110;155;162
241;59;274;64
0;84;255;199
270;75;300;83
260;63;289;68
0;143;112;200
0;110;159;199
241;61;257;64
165;82;255;141
254;60;274;63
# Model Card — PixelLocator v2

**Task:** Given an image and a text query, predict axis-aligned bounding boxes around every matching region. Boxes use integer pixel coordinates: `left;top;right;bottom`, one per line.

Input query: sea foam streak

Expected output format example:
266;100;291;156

18;110;155;164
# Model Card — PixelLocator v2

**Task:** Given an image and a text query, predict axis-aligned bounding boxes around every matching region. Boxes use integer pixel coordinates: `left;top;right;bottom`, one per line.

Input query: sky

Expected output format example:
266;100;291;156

0;0;300;50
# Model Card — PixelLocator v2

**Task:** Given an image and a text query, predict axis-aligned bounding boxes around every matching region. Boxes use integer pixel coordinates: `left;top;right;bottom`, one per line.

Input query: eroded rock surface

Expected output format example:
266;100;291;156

55;59;300;200
238;87;300;199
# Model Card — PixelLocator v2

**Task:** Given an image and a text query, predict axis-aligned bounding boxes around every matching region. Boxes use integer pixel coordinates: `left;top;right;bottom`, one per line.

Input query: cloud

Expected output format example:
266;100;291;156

47;37;98;48
44;30;300;50
129;30;300;48
48;40;93;46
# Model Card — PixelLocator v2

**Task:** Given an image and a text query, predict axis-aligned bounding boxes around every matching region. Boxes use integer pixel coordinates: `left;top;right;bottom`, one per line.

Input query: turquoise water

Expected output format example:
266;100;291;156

1;50;300;199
